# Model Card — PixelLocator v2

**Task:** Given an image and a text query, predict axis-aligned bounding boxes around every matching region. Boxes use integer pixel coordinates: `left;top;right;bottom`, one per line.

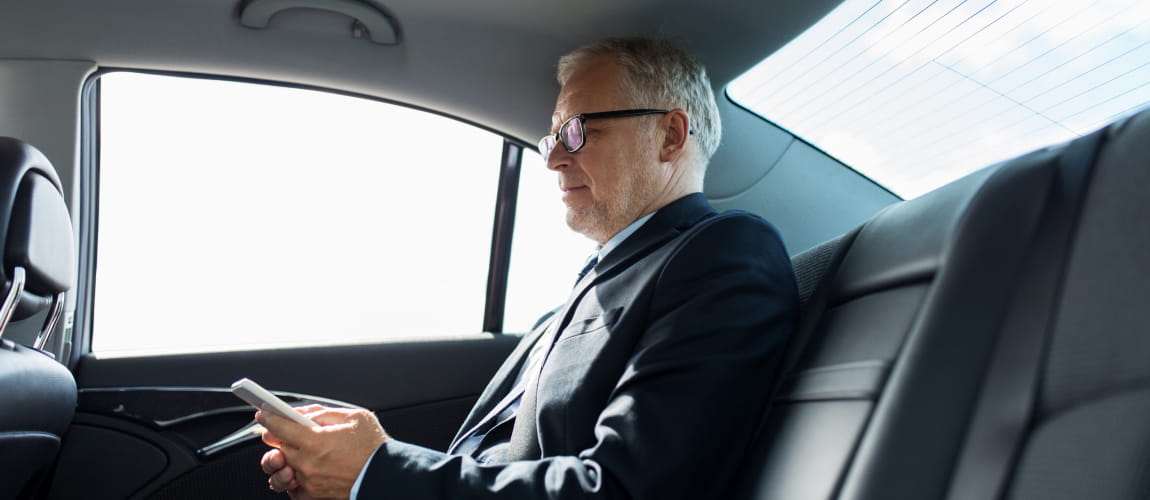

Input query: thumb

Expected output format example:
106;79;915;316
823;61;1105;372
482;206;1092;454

257;409;314;445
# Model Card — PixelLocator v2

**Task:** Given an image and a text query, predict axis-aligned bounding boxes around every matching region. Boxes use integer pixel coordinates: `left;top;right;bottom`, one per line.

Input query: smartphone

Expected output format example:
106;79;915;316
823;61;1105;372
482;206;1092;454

231;377;318;428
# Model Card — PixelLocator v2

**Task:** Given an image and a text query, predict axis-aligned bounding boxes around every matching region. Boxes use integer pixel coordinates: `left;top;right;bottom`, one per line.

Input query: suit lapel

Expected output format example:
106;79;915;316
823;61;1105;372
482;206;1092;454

448;315;557;451
505;194;716;458
452;193;716;455
573;193;716;301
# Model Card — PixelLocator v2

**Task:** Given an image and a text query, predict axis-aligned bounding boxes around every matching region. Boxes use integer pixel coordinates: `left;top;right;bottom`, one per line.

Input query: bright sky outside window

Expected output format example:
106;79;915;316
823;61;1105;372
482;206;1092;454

728;0;1150;198
95;73;503;355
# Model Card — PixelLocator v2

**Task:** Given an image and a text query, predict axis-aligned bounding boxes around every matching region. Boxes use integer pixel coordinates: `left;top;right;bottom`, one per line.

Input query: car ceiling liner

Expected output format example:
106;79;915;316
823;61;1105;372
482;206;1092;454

237;0;401;45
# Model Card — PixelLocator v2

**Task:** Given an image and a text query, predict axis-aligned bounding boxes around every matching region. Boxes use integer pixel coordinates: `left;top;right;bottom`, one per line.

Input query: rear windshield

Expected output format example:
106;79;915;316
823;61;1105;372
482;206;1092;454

728;0;1150;198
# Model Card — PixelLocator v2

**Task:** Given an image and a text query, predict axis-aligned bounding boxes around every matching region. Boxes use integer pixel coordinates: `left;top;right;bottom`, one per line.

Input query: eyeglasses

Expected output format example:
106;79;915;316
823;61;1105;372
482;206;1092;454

538;108;694;160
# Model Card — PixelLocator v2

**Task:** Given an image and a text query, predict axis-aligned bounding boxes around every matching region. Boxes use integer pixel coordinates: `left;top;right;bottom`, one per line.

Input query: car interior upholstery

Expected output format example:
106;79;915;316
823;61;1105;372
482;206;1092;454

22;101;1149;500
0;137;78;500
735;108;1150;499
0;0;1147;498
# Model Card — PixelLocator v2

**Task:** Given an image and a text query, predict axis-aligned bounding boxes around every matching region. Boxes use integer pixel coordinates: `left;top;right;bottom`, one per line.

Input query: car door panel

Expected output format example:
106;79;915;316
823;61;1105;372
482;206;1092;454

51;335;519;499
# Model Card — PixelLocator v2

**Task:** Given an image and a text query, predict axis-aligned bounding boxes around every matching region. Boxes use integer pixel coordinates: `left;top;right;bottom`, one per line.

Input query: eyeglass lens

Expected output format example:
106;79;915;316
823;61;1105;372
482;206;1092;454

540;115;584;160
560;117;584;153
539;136;557;160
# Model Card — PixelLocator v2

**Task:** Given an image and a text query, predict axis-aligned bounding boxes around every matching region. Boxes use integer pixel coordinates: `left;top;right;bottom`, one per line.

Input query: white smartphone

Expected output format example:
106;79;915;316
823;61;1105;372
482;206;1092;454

231;378;318;428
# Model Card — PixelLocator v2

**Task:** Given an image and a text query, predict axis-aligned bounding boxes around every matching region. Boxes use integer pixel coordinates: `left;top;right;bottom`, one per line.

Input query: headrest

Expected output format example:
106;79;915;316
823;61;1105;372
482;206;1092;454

0;138;74;321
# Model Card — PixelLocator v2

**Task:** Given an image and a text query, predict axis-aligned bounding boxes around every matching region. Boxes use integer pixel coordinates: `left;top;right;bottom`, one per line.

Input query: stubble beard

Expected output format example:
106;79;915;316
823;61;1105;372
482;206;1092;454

566;161;655;244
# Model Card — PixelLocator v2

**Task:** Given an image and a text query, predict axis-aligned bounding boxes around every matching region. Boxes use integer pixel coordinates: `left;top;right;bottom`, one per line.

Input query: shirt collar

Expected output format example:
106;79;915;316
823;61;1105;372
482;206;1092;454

598;212;656;260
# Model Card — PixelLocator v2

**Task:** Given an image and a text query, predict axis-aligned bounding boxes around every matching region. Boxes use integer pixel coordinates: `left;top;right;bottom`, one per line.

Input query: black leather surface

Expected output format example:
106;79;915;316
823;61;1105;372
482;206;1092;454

0;336;76;499
737;401;874;500
829;166;995;304
0;431;61;499
1041;110;1150;415
736;156;1004;500
6;172;75;295
738;113;1095;499
76;335;519;414
1007;387;1150;500
742;109;1150;500
840;137;1062;500
0;137;72;320
0;136;78;500
1003;109;1150;500
945;127;1106;500
49;424;169;500
66;334;519;498
797;285;929;369
0;340;76;434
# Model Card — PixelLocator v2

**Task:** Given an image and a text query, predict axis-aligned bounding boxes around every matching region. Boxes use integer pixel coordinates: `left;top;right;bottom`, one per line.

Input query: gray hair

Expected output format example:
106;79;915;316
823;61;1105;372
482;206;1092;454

557;37;722;171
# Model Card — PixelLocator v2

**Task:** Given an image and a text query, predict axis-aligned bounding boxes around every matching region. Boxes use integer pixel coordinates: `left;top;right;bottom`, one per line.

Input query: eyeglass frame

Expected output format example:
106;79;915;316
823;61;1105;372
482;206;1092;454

538;108;695;159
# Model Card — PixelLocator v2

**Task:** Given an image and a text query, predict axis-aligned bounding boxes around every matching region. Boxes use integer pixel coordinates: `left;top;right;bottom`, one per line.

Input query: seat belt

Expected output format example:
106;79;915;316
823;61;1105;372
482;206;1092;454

945;127;1108;500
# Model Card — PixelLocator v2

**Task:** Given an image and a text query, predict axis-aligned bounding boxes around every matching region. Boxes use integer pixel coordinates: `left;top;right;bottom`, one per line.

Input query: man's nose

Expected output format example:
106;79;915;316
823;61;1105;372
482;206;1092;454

545;150;569;171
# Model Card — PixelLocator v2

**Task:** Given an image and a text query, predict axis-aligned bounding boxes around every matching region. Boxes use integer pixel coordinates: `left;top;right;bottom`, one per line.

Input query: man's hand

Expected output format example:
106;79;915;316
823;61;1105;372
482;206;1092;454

261;448;310;498
258;405;390;499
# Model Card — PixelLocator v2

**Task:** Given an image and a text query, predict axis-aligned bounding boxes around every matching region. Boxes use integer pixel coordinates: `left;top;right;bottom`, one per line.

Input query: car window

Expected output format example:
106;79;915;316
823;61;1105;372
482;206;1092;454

93;72;503;355
728;0;1150;198
503;150;596;333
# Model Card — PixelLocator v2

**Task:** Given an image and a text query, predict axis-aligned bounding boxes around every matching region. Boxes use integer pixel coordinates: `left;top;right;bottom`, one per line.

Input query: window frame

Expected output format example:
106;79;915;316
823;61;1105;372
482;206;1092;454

71;69;529;364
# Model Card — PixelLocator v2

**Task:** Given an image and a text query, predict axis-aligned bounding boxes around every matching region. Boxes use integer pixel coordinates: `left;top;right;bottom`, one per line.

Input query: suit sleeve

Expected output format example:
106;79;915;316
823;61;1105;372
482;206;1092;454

357;213;799;499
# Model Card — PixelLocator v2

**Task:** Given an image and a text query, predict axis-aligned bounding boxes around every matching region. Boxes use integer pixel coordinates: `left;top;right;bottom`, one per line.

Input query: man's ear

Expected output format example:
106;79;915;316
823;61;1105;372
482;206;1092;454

659;108;691;163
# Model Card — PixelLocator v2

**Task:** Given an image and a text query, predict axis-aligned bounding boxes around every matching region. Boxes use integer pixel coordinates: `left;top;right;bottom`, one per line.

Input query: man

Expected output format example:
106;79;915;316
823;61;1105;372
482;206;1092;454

259;37;798;500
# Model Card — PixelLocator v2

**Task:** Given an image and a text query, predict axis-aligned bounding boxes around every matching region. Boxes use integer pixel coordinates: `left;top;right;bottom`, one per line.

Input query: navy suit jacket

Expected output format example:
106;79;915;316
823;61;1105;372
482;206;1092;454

359;193;798;499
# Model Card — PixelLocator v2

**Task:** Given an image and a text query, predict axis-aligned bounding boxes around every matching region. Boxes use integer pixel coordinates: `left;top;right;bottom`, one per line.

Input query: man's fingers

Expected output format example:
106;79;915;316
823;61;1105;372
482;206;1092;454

260;448;285;474
260;448;280;474
267;473;291;492
294;404;327;416
257;409;312;446
272;465;297;489
309;407;359;426
261;428;283;448
261;442;299;493
258;406;388;499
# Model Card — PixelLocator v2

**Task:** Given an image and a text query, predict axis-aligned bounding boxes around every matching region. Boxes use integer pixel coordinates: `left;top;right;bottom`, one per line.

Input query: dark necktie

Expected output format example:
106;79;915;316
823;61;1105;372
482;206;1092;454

452;253;600;460
574;253;599;285
505;254;598;459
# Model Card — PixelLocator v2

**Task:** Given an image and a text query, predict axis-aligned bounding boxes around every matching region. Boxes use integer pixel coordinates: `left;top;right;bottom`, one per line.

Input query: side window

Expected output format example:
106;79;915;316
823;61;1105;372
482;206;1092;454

93;72;503;354
503;150;595;333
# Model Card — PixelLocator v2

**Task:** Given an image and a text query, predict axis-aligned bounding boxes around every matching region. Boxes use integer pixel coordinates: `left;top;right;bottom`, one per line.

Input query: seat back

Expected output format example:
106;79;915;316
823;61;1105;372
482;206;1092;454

734;108;1150;499
0;137;77;499
968;108;1150;500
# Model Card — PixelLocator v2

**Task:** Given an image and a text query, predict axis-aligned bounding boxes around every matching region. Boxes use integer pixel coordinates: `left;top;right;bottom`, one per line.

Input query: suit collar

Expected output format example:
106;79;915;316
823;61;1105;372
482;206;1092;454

578;193;715;293
452;193;714;451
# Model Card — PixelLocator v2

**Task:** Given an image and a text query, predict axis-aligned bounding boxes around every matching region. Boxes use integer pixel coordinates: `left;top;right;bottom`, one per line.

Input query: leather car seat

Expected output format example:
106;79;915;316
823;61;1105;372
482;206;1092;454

0;137;78;499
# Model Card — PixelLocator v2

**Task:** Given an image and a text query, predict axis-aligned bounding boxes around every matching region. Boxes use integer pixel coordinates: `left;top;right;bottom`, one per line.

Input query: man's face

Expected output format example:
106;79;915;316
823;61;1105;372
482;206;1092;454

547;56;667;244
